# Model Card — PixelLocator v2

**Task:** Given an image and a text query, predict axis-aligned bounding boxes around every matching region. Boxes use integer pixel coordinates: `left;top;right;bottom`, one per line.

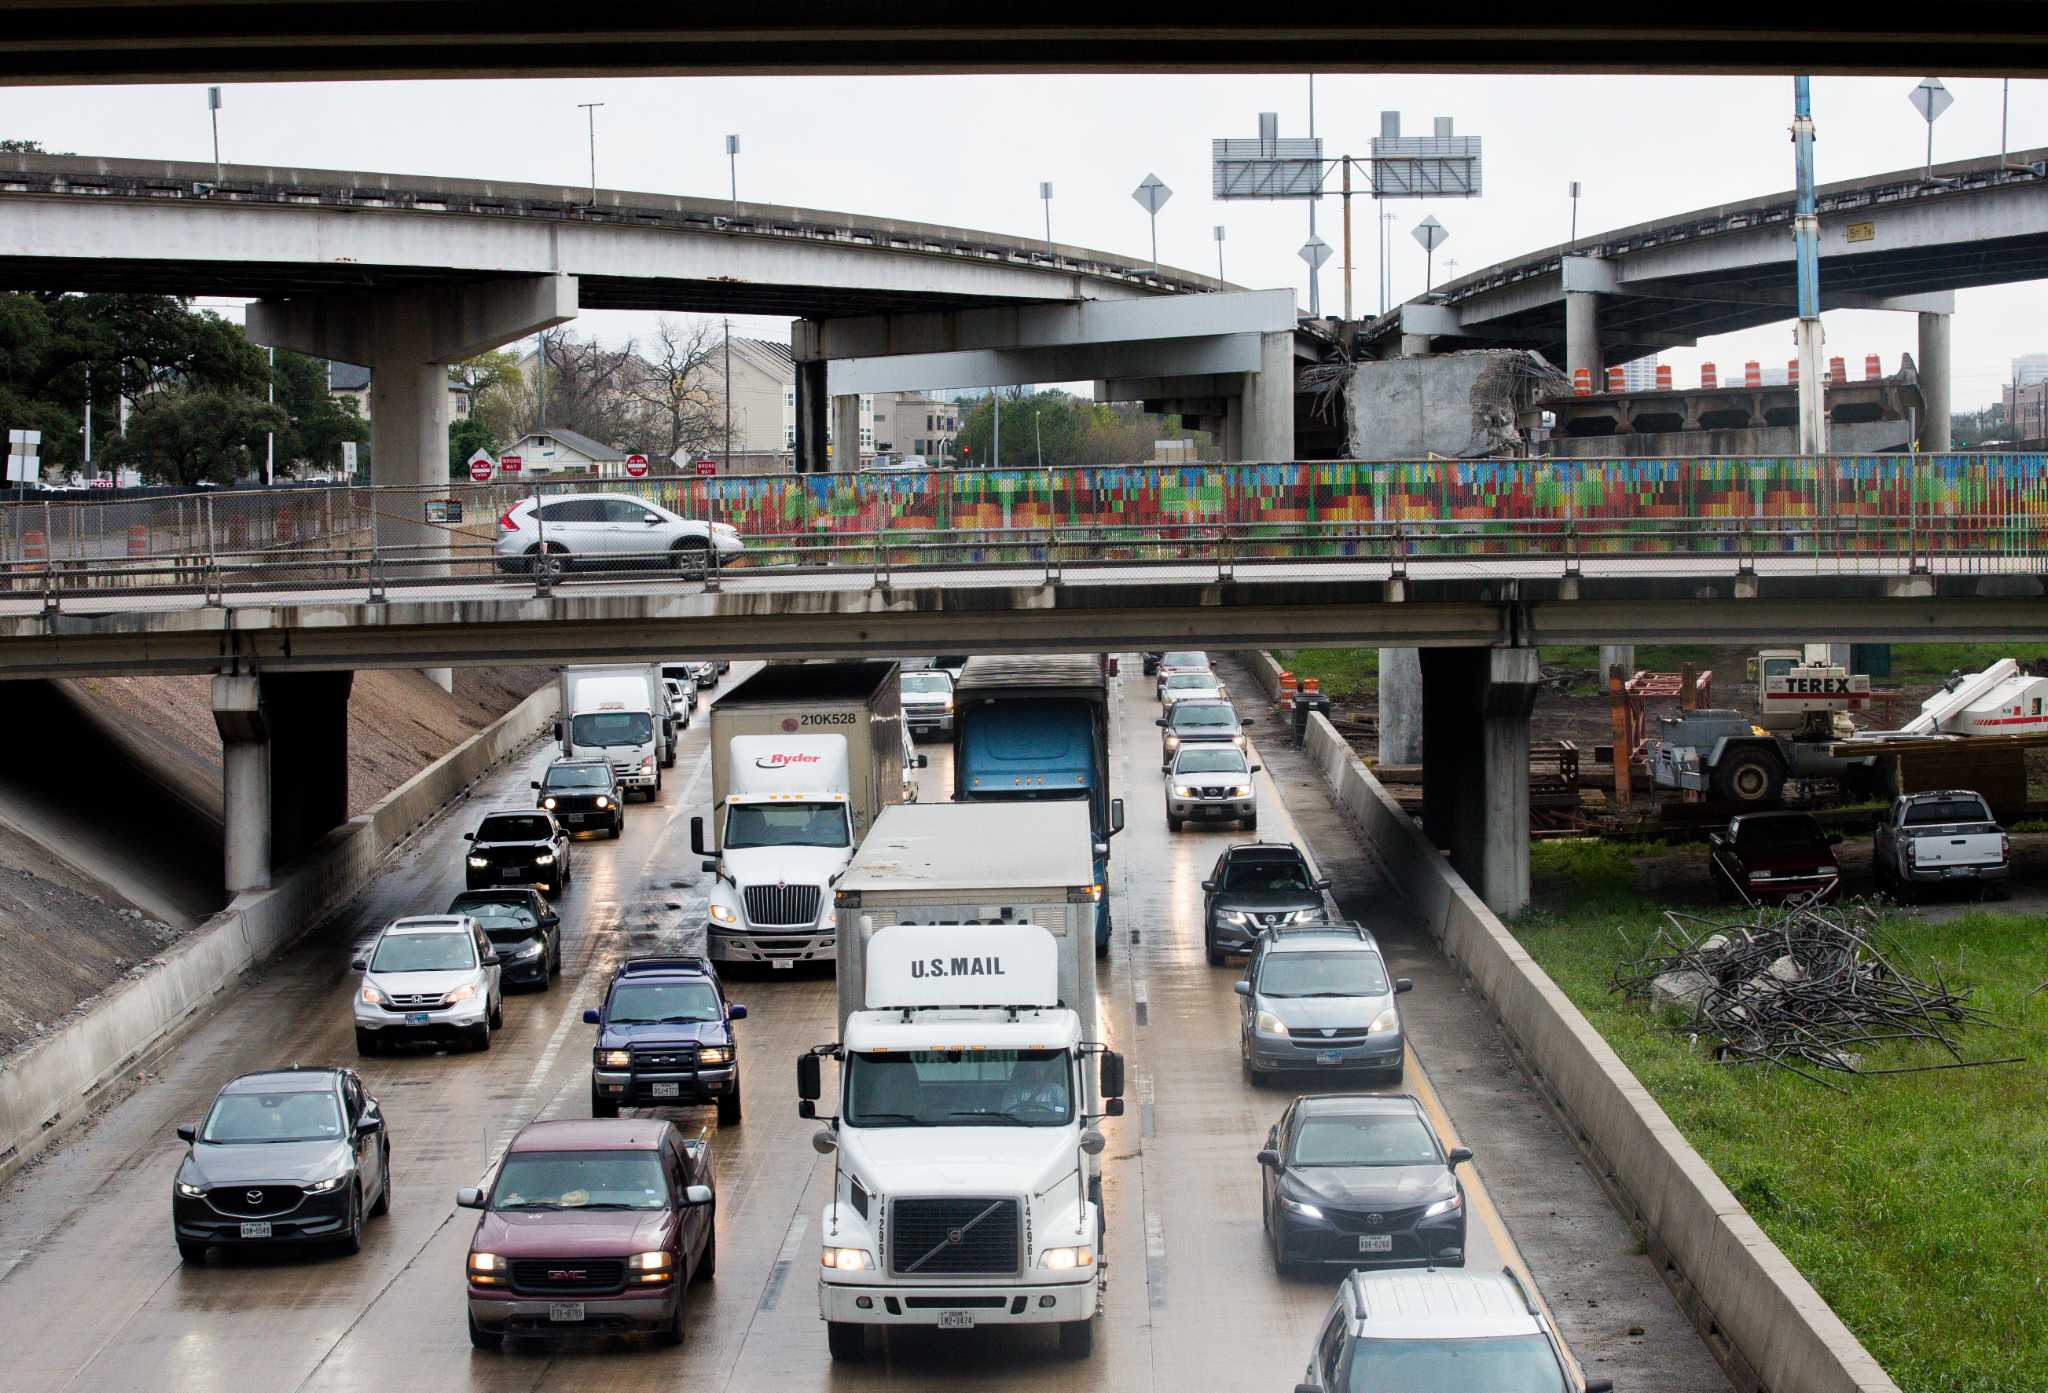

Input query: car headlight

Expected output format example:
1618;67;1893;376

442;983;478;1006
304;1174;348;1194
708;903;739;925
515;941;545;960
594;795;610;809
821;1247;872;1271
1164;735;1181;749
466;856;489;869
1278;1196;1324;1220
640;756;655;772
1230;785;1253;798
1040;1245;1095;1271
1423;1193;1463;1219
1220;910;1252;926
1367;1007;1401;1036
698;1046;733;1065
176;1180;206;1197
542;796;558;810
360;982;385;1006
1233;734;1248;749
1173;785;1196;797
1255;1009;1286;1035
598;1048;632;1068
628;1250;673;1282
533;852;555;865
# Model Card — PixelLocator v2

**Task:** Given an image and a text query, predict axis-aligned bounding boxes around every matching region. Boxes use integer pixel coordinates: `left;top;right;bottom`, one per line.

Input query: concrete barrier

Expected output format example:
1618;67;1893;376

1297;707;1900;1393
0;682;560;1187
1245;649;1286;701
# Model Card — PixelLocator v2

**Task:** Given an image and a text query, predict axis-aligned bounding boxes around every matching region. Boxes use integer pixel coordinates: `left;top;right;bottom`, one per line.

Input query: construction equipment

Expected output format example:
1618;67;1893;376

1646;648;1880;806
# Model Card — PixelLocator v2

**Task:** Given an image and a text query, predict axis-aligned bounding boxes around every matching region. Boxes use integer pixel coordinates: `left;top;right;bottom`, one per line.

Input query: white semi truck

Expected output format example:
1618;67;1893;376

797;801;1123;1363
689;661;911;967
556;666;664;799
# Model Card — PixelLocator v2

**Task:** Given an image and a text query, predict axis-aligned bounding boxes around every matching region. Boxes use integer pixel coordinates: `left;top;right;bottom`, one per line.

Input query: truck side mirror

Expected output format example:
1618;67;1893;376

1155;717;1168;728
690;815;709;858
582;1008;601;1025
701;860;718;875
1394;978;1413;994
915;754;929;769
529;780;541;790
552;721;562;743
1099;1049;1125;1100
1102;1098;1124;1117
683;1184;714;1206
1110;798;1125;835
797;1052;822;1102
455;1186;485;1209
728;1003;748;1021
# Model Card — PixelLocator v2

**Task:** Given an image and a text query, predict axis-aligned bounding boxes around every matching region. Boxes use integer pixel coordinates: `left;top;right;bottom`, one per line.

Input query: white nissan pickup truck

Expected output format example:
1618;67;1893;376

1872;789;2009;900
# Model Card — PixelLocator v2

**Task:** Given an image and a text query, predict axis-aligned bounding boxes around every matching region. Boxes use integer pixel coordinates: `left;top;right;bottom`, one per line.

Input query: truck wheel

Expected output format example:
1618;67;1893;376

1166;815;1182;833
592;1094;620;1119
468;1313;500;1351
656;1291;687;1347
1713;750;1782;805
696;1228;717;1281
1058;1319;1094;1358
1242;813;1258;833
827;1321;865;1362
717;1088;743;1126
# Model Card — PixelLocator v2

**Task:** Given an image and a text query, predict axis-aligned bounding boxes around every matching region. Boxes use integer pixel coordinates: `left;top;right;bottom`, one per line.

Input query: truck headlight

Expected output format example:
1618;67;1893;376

1230;785;1253;798
641;756;655;772
698;1046;732;1065
1367;1007;1400;1036
1164;735;1181;750
542;796;558;809
1233;734;1248;749
598;1048;632;1068
821;1247;872;1271
1255;1009;1286;1035
304;1173;348;1194
821;908;837;930
628;1250;673;1282
533;852;555;865
1422;1193;1463;1218
468;1251;505;1284
594;795;610;809
176;1181;206;1197
1173;785;1196;797
1040;1245;1095;1271
708;903;739;925
466;856;489;869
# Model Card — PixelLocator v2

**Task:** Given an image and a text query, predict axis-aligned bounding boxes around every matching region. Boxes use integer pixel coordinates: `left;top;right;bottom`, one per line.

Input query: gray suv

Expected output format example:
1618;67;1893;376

1236;921;1410;1086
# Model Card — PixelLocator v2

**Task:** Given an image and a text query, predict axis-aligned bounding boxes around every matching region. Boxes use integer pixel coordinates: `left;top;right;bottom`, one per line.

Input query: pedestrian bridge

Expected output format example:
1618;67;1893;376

0;457;2042;677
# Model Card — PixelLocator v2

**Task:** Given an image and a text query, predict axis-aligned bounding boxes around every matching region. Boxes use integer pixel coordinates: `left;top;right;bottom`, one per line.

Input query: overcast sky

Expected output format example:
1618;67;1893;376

3;72;2041;409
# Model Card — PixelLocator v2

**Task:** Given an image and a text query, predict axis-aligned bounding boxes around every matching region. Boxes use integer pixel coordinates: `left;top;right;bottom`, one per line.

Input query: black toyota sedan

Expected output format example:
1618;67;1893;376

446;889;562;989
464;809;572;896
1202;842;1330;965
173;1067;391;1262
1257;1093;1471;1273
533;757;625;838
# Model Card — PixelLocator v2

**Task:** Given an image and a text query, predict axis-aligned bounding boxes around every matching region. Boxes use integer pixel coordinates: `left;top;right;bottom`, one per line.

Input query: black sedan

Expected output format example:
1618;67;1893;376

1202;842;1330;966
173;1067;390;1261
447;889;562;989
532;757;625;838
464;809;572;896
1257;1093;1471;1273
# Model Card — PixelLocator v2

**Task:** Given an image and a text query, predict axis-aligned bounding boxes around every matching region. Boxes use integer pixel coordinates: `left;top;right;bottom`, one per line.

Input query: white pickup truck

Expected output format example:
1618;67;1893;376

1872;790;2009;900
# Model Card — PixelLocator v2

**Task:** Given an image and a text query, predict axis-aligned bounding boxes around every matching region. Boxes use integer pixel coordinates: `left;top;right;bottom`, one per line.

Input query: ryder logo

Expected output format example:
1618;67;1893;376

910;956;1006;979
754;751;823;769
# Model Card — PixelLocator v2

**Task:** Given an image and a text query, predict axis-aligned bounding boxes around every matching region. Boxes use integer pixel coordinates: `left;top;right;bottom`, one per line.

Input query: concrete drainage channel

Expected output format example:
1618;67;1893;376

0;683;561;1189
1245;651;1900;1393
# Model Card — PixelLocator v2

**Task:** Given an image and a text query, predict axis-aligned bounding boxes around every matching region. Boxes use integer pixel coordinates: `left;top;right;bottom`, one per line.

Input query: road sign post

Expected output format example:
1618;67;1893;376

1131;174;1172;274
1412;215;1449;290
1908;77;1953;178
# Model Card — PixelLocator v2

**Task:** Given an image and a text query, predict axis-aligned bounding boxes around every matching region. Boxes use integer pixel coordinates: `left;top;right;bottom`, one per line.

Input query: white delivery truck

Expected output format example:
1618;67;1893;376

796;801;1123;1364
689;661;912;967
557;667;663;799
563;663;676;769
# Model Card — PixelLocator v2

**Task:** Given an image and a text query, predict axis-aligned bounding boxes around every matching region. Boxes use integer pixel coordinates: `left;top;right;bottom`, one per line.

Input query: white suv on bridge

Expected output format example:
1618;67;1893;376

494;494;742;577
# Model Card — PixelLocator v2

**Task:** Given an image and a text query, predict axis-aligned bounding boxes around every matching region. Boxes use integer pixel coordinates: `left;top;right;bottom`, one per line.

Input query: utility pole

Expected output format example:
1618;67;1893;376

1033;404;1043;467
1341;159;1353;322
1213;225;1226;284
726;135;740;220
991;388;1001;468
1379;208;1396;315
207;87;222;185
1306;74;1320;316
265;345;275;486
535;330;547;430
1040;181;1054;255
2002;79;2010;167
1792;77;1826;454
578;102;605;206
723;318;732;466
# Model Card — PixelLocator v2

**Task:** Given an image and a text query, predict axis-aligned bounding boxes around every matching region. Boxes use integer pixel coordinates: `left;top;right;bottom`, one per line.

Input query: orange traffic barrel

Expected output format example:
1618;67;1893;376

1301;677;1320;694
1605;366;1625;392
1654;364;1673;390
1744;361;1762;387
1828;356;1846;384
1787;358;1799;385
1278;671;1297;707
1864;353;1881;381
1701;362;1718;389
1572;368;1592;396
21;529;46;568
126;524;147;556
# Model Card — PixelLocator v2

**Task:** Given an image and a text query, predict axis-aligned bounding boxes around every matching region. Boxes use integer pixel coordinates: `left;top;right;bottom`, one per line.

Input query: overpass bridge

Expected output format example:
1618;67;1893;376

1368;146;2048;451
2;455;2044;907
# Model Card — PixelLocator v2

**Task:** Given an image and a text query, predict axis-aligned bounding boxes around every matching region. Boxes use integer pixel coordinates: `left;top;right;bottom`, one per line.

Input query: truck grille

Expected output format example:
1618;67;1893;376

743;884;821;927
889;1197;1021;1277
630;1046;698;1069
509;1259;627;1295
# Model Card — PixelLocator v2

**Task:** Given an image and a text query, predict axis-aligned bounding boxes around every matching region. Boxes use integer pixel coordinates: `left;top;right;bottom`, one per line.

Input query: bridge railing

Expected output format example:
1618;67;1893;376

0;456;2042;602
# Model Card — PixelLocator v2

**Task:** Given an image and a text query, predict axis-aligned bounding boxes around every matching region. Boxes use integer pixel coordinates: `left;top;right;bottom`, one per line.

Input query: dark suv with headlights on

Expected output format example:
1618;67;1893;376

447;889;561;989
534;757;625;838
1158;698;1251;769
585;957;748;1124
465;809;573;895
1258;1093;1471;1272
1203;842;1331;966
459;1119;716;1349
172;1066;389;1261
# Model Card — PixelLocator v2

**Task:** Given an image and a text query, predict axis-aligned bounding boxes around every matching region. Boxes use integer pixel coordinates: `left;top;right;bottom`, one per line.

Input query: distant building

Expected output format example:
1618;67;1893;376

2005;380;2048;440
869;391;961;462
502;426;626;477
2013;354;2048;387
326;361;471;421
1619;355;1661;392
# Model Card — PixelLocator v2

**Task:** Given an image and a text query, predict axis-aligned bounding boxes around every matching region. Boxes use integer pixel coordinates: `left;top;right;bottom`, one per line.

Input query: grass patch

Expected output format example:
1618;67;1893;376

1274;648;1378;700
1516;841;2048;1393
1887;643;2036;680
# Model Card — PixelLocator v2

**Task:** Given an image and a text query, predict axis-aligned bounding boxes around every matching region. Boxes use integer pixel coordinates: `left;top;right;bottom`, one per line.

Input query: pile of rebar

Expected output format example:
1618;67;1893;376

1610;898;2014;1090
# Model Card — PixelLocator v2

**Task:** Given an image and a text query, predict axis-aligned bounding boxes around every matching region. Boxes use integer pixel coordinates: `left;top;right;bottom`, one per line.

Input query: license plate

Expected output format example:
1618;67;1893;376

549;1302;585;1323
1315;1050;1344;1065
501;869;525;879
772;959;794;970
405;1012;429;1025
651;1082;680;1098
1358;1234;1393;1254
936;1311;975;1329
240;1221;271;1239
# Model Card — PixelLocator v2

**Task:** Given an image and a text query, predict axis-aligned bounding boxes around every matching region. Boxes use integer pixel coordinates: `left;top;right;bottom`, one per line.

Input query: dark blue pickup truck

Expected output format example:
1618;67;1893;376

583;958;747;1124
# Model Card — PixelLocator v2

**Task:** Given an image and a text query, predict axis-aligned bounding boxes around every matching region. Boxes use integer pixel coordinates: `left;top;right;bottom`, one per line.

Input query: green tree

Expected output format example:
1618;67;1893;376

954;389;1210;468
271;349;366;472
454;349;527;451
106;388;287;486
449;416;493;475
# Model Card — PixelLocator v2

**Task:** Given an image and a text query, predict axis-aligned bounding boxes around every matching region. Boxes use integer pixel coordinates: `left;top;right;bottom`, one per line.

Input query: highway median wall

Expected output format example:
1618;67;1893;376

0;682;560;1187
1293;702;1900;1393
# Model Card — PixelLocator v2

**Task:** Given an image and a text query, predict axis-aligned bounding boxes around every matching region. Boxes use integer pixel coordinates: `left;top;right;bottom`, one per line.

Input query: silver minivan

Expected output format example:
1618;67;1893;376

1236;921;1410;1085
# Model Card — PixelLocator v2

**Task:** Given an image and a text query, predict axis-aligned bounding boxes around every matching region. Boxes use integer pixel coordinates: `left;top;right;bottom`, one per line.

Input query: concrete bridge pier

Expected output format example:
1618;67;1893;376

212;672;354;895
1420;646;1540;915
832;394;863;473
1565;289;1602;383
794;354;830;474
1376;647;1424;764
1918;311;1952;451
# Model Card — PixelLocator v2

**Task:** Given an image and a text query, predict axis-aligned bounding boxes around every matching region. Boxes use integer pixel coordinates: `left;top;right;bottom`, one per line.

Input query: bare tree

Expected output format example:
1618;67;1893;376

619;317;724;464
526;328;643;446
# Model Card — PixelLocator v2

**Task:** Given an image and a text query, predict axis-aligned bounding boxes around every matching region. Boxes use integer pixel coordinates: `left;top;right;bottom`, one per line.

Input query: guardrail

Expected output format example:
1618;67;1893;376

0;456;2042;603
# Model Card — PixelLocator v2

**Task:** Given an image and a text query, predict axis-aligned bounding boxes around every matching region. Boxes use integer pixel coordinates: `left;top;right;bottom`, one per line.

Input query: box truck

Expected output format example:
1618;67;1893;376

557;667;662;798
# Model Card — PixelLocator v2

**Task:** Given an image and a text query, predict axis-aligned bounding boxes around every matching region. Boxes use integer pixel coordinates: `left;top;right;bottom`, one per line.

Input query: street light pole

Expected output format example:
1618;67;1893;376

265;345;275;486
726;134;740;220
207;86;223;185
1040;181;1054;255
578;102;605;206
723;317;732;467
1213;225;1226;284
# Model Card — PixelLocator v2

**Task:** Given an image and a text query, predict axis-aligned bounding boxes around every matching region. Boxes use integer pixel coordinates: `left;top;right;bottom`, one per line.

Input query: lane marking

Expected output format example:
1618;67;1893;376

1132;974;1149;1027
757;1213;809;1313
1138;1071;1157;1138
1144;1209;1167;1310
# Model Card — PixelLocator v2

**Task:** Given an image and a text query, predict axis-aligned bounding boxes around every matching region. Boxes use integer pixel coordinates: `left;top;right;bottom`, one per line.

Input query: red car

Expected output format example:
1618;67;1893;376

459;1119;716;1349
1707;811;1843;904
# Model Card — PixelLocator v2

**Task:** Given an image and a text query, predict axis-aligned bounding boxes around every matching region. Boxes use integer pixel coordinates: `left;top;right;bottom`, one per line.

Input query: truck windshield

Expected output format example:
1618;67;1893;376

607;981;722;1024
490;1150;669;1211
571;711;652;747
845;1048;1073;1128
724;802;851;849
1903;798;1991;825
901;672;952;695
1341;1334;1566;1393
